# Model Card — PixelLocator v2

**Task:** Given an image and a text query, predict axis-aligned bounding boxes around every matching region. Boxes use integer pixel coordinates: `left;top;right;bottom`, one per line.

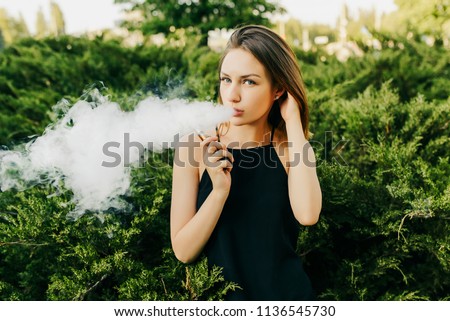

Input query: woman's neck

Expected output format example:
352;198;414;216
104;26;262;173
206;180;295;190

223;121;272;149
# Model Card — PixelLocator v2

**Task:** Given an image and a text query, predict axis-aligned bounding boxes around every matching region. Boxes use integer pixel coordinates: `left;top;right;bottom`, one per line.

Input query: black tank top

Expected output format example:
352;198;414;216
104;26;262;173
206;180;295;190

196;128;314;300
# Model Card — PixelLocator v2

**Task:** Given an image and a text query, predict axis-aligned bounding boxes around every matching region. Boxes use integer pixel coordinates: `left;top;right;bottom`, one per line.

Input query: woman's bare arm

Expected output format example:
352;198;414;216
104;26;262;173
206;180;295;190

285;117;322;226
170;134;231;263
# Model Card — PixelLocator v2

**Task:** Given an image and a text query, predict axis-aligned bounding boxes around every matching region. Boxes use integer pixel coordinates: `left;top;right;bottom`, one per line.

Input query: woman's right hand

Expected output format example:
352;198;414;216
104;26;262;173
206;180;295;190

201;136;234;196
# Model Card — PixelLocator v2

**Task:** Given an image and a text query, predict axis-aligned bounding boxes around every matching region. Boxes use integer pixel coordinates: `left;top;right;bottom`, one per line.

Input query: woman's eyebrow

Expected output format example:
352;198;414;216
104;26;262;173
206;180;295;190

220;72;262;78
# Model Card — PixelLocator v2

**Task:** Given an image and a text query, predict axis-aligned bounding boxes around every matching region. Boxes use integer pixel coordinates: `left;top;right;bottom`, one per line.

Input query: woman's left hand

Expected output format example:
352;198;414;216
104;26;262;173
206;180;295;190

279;92;301;124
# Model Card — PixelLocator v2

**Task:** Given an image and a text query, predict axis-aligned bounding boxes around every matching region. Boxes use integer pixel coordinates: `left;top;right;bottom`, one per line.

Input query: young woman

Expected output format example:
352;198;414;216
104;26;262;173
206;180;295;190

170;25;322;300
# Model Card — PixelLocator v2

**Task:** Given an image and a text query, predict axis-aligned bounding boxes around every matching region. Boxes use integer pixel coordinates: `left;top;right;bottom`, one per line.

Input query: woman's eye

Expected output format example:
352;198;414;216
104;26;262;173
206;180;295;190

220;77;231;83
244;79;256;85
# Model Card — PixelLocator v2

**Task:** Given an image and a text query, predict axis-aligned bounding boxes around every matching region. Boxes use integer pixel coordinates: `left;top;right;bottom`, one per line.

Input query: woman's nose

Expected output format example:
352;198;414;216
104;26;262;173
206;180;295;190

226;83;241;103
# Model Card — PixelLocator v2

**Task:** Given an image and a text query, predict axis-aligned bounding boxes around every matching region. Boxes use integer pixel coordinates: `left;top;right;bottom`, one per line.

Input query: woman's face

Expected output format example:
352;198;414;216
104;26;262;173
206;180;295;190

220;48;277;126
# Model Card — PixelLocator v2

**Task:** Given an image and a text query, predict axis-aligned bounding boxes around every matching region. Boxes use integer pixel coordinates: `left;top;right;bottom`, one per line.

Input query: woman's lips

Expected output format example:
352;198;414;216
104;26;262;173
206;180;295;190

233;108;244;116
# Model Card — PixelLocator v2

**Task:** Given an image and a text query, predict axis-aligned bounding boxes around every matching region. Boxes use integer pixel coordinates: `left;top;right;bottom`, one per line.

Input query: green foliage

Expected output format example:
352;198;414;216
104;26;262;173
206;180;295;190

0;33;448;300
382;0;450;36
0;36;186;147
304;84;449;300
182;44;220;101
0;156;236;300
302;35;449;102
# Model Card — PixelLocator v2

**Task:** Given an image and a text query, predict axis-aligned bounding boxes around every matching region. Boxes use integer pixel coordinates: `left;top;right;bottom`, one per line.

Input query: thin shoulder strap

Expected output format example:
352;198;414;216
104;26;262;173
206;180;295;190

270;125;275;144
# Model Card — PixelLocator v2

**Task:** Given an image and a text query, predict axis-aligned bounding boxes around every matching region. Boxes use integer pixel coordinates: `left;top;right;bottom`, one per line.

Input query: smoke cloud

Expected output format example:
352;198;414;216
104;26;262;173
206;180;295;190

0;92;232;218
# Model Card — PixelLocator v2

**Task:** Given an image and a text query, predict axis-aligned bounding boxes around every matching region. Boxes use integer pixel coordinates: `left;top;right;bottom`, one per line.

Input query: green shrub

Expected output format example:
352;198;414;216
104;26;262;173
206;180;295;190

302;36;449;103
304;85;449;300
0;156;237;300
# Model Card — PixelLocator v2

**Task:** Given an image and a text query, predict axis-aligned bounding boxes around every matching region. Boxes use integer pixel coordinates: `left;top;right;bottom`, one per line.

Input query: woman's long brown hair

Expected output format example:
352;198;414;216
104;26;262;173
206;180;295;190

218;25;310;140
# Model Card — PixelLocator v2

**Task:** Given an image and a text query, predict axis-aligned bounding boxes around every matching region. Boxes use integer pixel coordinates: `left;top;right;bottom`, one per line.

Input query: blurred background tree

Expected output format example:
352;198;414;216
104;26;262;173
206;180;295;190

0;8;13;44
382;0;450;37
13;13;30;39
50;1;66;36
0;8;30;44
284;18;303;46
114;0;284;45
0;3;66;44
280;18;336;49
346;7;377;41
35;7;48;38
0;29;4;50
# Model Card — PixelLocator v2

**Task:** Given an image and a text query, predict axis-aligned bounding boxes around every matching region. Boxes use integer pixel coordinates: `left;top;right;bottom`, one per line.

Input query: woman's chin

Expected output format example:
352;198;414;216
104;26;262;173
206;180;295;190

230;118;247;126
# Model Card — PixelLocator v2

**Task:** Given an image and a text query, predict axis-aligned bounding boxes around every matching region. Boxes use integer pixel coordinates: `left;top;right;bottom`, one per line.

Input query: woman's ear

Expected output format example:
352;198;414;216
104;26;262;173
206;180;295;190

274;88;286;101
